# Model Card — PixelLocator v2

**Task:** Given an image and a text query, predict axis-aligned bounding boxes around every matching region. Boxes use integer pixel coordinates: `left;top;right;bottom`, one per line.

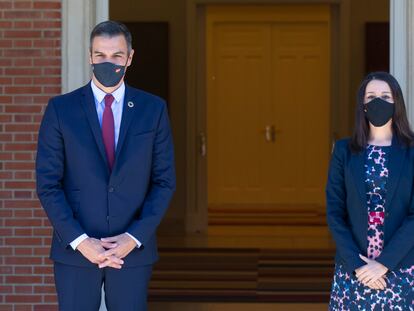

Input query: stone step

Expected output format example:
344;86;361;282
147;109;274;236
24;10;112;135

148;248;334;303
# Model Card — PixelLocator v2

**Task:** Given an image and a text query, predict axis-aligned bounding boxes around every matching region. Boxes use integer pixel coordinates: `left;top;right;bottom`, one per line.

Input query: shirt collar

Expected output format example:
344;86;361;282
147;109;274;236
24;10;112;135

90;79;125;105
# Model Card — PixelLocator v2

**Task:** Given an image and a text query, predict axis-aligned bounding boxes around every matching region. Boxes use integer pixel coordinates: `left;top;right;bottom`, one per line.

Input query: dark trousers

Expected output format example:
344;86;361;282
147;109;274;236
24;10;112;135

54;262;153;311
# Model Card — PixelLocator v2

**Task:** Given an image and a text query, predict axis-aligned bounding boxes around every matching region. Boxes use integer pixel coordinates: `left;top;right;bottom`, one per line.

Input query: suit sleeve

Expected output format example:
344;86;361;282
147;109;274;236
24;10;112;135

36;99;85;247
326;141;365;273
376;165;414;270
127;102;176;246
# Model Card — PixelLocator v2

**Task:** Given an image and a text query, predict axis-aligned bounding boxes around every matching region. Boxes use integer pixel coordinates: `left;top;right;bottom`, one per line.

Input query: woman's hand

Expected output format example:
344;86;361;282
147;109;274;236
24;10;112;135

364;276;387;290
355;254;388;289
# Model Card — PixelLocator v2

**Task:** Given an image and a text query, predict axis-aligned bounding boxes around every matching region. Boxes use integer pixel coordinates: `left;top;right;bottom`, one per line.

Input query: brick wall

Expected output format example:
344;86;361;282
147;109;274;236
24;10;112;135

0;1;62;310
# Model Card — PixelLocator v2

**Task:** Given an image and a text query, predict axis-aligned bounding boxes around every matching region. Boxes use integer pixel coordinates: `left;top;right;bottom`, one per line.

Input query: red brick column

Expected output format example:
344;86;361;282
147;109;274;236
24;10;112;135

0;1;62;310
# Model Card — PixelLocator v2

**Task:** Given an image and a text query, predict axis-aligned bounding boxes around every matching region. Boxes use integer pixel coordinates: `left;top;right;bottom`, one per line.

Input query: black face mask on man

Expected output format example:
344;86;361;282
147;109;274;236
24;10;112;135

92;57;128;87
364;97;395;127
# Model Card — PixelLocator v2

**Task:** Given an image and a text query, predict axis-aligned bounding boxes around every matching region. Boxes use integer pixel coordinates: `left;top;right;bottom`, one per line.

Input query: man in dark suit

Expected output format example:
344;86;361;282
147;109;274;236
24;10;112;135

36;21;176;310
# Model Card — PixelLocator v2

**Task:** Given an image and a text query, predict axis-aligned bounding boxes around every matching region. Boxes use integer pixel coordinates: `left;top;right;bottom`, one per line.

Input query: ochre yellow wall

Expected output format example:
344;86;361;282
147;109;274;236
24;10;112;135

110;0;187;233
349;0;389;130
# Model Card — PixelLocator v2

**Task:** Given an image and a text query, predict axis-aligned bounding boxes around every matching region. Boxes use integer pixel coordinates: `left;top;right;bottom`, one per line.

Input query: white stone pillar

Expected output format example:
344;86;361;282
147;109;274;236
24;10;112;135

61;0;109;93
390;0;414;125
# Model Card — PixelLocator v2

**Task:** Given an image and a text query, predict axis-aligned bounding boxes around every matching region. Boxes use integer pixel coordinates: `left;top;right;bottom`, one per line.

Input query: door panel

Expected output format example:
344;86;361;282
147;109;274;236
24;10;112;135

207;5;330;219
266;23;330;206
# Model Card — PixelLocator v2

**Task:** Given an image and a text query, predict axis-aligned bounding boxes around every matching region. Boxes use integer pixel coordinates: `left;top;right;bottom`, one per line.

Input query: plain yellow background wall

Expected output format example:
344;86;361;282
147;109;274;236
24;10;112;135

111;0;188;233
349;0;389;129
110;0;390;233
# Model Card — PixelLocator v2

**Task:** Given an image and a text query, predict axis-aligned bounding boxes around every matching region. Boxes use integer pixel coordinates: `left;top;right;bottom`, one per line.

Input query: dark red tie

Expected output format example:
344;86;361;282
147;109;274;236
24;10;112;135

102;94;115;171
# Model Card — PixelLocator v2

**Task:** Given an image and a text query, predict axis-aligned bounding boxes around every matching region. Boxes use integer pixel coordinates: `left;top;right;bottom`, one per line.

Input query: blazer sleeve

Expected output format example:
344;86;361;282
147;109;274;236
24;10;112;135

127;101;176;246
326;140;366;273
376;169;414;270
36;99;85;247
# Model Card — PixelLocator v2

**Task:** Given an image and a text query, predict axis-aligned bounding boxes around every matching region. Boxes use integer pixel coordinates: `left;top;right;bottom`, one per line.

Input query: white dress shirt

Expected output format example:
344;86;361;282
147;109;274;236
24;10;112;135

69;80;141;250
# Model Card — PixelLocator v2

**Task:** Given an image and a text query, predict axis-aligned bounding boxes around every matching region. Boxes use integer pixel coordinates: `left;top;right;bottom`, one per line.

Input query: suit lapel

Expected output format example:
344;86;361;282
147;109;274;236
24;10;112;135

385;137;407;209
80;83;110;173
112;85;138;171
350;149;367;207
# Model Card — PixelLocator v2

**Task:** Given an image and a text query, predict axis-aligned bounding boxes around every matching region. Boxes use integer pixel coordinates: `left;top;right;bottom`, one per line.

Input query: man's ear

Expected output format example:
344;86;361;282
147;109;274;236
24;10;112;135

89;52;93;65
126;49;134;67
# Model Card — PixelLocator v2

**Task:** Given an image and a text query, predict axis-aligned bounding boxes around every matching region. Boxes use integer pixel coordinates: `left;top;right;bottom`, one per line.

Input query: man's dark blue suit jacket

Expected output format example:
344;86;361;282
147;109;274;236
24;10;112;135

326;137;414;274
36;82;176;267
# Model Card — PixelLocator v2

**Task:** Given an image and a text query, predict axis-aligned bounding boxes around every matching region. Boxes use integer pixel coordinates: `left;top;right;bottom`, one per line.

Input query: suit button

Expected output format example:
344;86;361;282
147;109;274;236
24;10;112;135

108;187;114;193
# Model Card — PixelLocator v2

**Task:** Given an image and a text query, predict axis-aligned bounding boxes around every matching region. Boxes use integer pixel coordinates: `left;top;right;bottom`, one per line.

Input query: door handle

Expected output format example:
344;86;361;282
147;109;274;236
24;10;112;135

199;132;207;157
264;125;276;142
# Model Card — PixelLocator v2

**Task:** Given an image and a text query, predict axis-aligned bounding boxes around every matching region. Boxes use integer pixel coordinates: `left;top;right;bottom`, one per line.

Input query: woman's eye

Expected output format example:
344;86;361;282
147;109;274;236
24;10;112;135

382;95;391;100
366;96;375;100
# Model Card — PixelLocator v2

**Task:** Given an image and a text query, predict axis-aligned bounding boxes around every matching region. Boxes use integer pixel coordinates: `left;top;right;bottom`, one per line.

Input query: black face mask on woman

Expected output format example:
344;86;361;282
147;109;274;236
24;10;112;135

364;97;395;127
92;57;128;87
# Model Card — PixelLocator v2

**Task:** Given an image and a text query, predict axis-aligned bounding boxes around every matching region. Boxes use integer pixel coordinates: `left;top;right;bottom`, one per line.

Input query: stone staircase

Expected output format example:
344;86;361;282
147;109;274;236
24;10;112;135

148;247;334;303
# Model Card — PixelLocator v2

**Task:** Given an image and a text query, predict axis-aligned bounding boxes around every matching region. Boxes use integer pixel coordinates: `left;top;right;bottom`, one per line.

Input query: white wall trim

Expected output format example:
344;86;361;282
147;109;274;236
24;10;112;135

96;0;109;23
407;0;414;126
390;0;414;125
61;0;109;93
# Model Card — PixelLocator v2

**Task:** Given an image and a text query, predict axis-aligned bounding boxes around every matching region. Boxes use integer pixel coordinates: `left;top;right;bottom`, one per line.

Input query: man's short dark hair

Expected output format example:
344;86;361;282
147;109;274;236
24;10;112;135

90;20;132;53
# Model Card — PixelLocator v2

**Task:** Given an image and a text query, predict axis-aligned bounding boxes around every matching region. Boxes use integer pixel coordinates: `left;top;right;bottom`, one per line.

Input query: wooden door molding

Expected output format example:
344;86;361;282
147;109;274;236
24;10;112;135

185;0;351;233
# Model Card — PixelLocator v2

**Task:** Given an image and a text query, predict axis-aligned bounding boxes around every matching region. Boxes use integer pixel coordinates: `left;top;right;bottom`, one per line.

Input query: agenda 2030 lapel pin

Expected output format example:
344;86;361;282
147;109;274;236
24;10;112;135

128;101;134;108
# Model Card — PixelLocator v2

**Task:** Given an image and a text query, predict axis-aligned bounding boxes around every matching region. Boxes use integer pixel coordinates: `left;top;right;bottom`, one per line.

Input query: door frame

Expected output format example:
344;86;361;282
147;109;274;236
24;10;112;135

61;0;108;93
61;0;412;236
185;0;351;233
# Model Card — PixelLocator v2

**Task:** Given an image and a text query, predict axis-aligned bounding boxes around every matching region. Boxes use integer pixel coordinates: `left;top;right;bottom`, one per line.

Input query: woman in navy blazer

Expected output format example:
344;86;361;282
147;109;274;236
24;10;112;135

327;72;414;309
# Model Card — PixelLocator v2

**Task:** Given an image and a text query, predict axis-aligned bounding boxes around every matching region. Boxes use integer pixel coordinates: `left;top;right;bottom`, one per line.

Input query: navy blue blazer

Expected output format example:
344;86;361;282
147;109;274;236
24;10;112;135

326;137;414;274
36;82;176;267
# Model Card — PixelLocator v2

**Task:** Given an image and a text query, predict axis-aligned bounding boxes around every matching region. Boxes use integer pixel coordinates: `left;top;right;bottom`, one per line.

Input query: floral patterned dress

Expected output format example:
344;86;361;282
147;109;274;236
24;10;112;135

329;145;414;310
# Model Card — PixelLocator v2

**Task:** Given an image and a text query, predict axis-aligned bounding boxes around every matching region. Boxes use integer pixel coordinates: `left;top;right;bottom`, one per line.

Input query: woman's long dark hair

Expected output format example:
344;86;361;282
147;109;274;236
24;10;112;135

350;71;414;152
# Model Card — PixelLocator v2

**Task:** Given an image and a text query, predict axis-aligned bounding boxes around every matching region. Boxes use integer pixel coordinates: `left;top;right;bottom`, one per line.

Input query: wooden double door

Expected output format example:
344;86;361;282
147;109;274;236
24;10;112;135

206;5;331;224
